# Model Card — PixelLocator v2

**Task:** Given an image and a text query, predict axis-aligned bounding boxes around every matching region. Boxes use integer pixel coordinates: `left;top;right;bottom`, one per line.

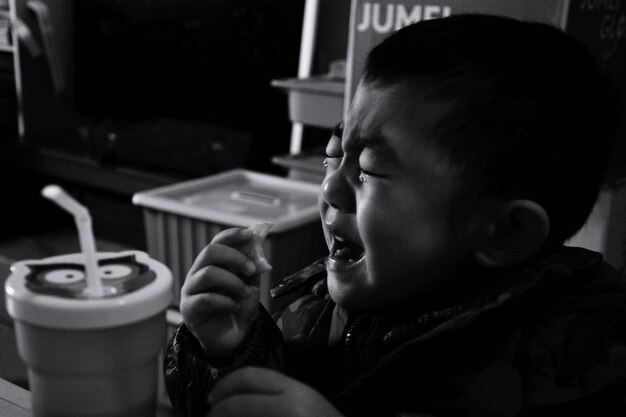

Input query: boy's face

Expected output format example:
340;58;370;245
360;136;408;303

319;82;485;313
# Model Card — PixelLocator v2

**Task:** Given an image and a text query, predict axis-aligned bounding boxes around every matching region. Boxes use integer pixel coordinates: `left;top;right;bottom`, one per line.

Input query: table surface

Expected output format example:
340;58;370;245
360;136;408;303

0;377;176;417
0;377;30;417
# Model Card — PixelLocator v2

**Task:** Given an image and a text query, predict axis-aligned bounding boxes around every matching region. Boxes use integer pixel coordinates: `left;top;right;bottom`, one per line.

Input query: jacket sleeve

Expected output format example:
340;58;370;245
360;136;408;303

163;306;284;417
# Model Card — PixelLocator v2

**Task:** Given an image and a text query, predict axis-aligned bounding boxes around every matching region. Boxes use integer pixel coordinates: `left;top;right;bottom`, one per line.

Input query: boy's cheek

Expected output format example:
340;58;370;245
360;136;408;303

317;188;327;215
317;196;332;248
321;223;333;252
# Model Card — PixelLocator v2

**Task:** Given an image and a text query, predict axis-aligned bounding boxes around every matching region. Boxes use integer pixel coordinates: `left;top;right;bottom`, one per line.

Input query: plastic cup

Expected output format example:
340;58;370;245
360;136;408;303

4;250;173;417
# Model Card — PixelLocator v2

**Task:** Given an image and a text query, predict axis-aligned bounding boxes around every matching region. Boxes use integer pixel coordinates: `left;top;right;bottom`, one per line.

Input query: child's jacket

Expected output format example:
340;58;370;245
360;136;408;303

164;246;626;417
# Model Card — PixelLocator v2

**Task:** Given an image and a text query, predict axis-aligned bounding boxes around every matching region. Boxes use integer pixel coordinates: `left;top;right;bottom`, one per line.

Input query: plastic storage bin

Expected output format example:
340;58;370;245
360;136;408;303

271;76;344;128
132;169;327;309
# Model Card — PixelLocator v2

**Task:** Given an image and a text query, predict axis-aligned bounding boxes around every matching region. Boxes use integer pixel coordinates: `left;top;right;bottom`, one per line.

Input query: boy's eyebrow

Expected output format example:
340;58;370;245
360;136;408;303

338;120;397;162
353;132;397;163
358;136;396;160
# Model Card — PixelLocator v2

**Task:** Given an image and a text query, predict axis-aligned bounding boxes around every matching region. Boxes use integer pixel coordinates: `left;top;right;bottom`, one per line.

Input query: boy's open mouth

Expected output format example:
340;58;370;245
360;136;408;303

329;235;365;264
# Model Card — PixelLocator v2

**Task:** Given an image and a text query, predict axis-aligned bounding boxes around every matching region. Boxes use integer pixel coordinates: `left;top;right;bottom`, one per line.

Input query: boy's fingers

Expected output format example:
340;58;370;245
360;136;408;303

208;395;282;417
208;367;345;417
212;227;254;245
182;293;239;325
182;265;252;300
187;241;257;280
209;367;284;405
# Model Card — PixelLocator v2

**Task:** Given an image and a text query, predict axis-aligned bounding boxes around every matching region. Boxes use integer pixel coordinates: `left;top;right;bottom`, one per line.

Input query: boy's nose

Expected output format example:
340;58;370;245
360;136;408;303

321;169;355;213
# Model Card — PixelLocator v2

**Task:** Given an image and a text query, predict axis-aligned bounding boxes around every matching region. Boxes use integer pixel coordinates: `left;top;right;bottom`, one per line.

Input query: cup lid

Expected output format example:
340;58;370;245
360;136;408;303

5;251;173;329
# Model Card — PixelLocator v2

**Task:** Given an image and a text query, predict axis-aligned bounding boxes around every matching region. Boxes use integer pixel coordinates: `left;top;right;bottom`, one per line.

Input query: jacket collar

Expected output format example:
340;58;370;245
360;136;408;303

376;246;609;349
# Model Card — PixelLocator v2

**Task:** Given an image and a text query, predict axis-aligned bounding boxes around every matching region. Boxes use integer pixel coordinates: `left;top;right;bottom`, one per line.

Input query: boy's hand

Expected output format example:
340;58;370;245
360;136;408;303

207;367;344;417
180;228;262;360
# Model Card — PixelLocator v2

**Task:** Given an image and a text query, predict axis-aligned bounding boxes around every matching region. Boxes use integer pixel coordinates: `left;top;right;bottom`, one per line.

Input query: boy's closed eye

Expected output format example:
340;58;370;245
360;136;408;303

322;155;341;170
324;151;384;183
323;122;388;181
323;122;345;168
358;148;390;180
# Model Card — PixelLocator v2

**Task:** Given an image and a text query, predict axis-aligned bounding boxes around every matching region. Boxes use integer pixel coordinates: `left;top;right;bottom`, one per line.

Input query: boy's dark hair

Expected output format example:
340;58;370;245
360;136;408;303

363;14;620;249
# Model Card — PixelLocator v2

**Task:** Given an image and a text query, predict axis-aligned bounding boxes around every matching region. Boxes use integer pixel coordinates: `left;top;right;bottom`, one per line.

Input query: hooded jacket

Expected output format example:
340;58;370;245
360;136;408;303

164;246;626;417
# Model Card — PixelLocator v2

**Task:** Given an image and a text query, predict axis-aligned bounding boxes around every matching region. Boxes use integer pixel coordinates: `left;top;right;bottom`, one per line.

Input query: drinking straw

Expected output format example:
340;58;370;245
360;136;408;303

41;185;104;297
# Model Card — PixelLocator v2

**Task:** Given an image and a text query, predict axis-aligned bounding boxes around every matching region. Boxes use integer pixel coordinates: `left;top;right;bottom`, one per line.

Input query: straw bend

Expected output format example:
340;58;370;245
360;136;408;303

42;185;91;222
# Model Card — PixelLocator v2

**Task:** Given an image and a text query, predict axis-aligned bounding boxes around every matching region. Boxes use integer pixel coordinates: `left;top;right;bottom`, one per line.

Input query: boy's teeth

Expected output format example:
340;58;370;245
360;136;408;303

330;236;364;263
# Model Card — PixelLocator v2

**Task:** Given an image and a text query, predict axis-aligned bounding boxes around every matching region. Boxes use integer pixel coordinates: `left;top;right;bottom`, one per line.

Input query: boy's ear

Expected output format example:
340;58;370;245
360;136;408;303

473;200;550;268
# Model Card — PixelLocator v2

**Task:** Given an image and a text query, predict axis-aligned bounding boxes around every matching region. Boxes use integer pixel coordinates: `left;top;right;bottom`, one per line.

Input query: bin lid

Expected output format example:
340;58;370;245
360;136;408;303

271;76;345;96
132;169;321;233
